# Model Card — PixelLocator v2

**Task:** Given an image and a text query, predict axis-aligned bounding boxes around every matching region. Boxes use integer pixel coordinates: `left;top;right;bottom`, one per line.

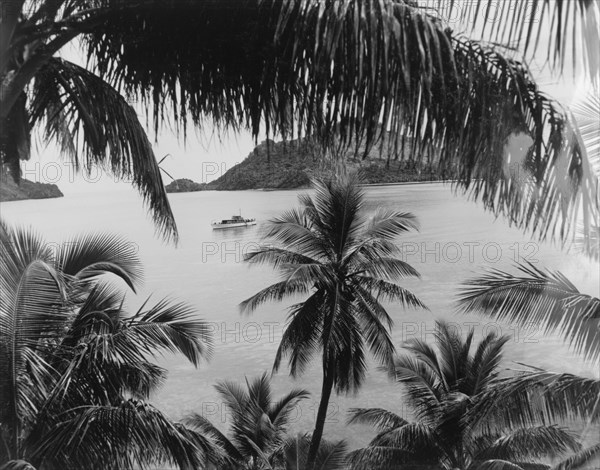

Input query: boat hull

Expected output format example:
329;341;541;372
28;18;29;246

211;221;257;229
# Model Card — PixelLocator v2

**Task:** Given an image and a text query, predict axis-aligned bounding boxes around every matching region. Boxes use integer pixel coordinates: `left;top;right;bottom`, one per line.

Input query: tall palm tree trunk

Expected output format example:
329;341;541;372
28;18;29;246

306;366;335;470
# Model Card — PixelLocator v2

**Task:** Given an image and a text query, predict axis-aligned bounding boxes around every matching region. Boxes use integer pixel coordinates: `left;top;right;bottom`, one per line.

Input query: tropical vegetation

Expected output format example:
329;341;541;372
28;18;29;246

0;220;213;469
184;373;310;470
347;320;582;470
274;434;348;470
0;0;598;248
241;176;426;468
458;261;600;468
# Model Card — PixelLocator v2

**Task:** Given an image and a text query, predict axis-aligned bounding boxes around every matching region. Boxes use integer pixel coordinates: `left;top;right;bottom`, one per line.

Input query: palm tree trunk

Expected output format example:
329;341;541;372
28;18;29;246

305;366;334;470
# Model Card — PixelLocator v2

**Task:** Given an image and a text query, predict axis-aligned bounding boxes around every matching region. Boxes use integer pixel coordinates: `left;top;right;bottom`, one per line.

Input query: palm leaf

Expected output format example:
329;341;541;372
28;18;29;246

124;296;213;366
458;261;600;363
433;0;600;83
467;370;600;431
30;400;206;470
552;443;600;470
55;232;143;292
475;425;581;461
347;408;409;433
81;0;598;248
29;58;177;242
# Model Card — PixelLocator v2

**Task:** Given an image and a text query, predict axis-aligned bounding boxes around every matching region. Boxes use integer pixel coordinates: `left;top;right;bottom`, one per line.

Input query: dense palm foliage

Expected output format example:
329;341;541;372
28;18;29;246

458;262;600;468
241;176;426;468
1;0;598;246
273;434;348;470
347;320;582;470
185;373;309;470
0;220;213;469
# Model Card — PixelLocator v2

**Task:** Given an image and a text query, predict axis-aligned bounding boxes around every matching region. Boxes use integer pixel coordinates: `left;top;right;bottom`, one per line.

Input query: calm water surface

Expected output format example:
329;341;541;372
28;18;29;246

1;183;598;449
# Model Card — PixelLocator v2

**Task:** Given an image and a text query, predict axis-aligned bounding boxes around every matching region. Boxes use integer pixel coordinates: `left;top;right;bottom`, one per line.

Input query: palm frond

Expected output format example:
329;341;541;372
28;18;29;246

362;210;420;241
347;408;409;433
240;279;313;314
30;58;177;242
0;226;69;449
467;370;600;431
475;425;581;461
183;412;243;463
356;277;427;310
56;232;143;291
269;388;311;429
473;460;529;470
273;291;324;376
458;261;600;363
552;443;600;470
125;296;213;366
30;400;206;470
277;434;348;470
346;446;416;470
83;0;598;248
432;0;600;83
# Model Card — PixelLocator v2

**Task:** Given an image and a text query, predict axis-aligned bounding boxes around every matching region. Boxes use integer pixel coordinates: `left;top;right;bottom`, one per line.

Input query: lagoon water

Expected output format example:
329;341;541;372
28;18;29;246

1;183;598;450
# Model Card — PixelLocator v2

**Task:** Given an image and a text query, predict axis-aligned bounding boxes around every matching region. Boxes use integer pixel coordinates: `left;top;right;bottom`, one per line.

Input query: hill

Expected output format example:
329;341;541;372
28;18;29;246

166;136;442;193
0;175;64;202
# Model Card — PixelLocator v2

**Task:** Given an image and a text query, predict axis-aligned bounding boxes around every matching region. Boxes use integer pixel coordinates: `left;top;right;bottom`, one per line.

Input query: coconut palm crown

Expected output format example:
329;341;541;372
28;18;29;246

184;373;310;470
241;176;426;468
347;320;582;470
456;262;600;468
0;220;213;469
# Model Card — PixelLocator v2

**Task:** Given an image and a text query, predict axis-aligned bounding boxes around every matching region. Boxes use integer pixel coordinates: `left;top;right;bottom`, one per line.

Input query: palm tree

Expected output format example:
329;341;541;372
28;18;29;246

347;320;582;470
272;434;348;470
1;0;598;245
0;220;213;469
241;176;426;469
458;261;600;468
184;372;310;470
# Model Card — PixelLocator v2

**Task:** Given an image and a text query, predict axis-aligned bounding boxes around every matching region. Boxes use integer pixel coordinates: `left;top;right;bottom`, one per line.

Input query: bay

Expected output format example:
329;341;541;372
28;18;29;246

1;183;598;450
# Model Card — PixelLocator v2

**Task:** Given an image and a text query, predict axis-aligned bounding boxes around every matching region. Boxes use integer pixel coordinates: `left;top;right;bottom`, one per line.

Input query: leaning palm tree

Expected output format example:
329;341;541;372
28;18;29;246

458;261;600;469
184;373;310;470
347;320;582;470
1;1;598;246
241;176;426;469
0;220;214;469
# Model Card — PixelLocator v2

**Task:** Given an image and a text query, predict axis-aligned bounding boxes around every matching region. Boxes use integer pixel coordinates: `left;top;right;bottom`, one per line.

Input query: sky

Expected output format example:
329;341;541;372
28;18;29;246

17;1;599;196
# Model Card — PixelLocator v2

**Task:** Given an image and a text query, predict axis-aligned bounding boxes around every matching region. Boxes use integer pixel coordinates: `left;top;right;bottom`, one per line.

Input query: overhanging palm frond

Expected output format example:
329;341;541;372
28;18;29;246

458;262;600;363
432;0;600;84
572;92;600;167
29;58;177;242
84;0;598;249
29;400;206;470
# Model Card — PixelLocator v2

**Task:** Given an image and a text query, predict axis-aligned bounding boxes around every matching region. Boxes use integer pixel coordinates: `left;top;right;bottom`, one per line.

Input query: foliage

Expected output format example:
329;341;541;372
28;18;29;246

242;175;425;468
347;320;582;470
458;262;600;469
185;373;309;470
0;0;598;246
0;221;213;469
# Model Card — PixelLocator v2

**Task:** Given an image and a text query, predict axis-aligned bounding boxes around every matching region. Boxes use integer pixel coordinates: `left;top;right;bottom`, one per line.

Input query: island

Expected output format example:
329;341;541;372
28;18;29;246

166;136;442;193
0;175;64;202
